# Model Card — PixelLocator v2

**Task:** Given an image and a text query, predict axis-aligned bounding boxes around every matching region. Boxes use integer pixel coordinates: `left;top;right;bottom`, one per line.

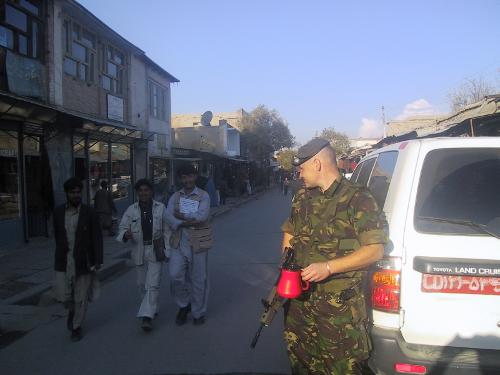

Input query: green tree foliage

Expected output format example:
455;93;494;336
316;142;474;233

319;127;351;155
276;149;297;171
240;105;295;163
270;119;294;150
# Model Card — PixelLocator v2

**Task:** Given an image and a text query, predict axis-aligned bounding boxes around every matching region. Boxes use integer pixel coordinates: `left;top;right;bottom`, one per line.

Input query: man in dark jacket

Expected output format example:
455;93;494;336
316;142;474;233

53;177;103;341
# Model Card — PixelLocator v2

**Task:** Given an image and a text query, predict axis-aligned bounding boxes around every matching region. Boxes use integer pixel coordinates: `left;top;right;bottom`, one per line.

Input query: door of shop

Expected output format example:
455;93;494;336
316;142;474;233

24;135;52;238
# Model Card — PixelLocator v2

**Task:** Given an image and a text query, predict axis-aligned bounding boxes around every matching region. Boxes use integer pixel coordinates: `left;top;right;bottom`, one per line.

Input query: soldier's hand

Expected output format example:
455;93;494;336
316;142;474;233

301;262;331;282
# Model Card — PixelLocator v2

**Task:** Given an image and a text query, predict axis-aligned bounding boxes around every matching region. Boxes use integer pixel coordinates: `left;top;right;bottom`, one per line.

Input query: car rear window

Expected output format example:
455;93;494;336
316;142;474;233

414;148;500;235
353;157;376;186
350;162;362;182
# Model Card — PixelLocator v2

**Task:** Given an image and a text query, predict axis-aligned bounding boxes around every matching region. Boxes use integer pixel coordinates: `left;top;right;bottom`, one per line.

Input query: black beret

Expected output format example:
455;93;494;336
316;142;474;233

293;138;330;166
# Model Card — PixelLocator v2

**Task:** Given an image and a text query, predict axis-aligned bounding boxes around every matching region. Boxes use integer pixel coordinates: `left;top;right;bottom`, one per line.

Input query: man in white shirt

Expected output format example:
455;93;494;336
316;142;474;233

166;165;212;326
117;179;170;332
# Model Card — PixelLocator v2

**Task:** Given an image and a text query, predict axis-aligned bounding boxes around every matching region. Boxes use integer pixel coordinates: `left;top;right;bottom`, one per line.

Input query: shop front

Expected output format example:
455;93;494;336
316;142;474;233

0;100;56;247
0;128;26;246
0;93;150;248
170;147;250;204
73;133;136;214
149;157;173;203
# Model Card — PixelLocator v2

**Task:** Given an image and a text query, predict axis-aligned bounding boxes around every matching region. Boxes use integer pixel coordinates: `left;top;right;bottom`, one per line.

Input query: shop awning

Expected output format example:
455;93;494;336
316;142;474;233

422;95;500;136
0;91;154;142
171;157;202;161
372;95;500;149
171;147;249;163
224;156;249;163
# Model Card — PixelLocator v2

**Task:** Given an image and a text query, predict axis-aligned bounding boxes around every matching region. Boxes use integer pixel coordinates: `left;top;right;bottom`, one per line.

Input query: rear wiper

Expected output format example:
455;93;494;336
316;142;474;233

418;216;500;239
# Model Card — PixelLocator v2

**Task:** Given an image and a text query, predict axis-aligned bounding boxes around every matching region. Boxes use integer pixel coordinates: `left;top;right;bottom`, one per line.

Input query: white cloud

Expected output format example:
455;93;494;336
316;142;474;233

358;118;383;138
356;98;439;139
397;98;436;119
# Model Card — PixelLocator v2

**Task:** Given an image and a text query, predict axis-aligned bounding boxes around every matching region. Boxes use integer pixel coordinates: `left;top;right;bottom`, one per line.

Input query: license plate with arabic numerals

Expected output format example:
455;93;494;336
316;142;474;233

422;274;500;295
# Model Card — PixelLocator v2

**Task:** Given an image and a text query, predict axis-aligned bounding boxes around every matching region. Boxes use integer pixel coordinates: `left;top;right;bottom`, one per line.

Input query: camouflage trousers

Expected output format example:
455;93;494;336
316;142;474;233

283;290;371;375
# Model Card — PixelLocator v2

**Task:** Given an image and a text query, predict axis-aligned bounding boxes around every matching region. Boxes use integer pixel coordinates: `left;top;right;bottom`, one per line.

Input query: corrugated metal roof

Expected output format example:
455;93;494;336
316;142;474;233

416;95;500;137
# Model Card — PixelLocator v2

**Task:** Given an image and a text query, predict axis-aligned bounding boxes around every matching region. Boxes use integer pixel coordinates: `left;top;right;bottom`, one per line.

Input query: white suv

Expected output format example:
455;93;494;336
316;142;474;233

350;138;500;375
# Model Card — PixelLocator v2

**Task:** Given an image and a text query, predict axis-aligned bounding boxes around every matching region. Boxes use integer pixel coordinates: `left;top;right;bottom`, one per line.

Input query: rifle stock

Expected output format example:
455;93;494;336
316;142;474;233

250;247;294;349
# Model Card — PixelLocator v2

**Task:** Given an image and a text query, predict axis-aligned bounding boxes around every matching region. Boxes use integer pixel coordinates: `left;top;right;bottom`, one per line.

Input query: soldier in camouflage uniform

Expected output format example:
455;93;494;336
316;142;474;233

281;138;387;375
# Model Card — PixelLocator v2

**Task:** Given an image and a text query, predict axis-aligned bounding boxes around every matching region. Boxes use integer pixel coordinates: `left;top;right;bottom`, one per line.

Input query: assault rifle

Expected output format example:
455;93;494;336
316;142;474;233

250;247;295;349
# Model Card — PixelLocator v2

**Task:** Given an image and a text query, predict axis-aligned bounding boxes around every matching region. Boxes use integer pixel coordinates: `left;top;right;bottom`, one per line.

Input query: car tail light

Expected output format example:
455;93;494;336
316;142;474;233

394;363;427;374
399;141;409;150
372;257;401;313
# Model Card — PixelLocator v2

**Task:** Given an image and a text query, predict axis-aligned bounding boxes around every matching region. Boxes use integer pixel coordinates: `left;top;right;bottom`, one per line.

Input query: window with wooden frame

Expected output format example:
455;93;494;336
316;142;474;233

62;19;96;82
149;80;166;120
101;45;124;95
0;0;43;59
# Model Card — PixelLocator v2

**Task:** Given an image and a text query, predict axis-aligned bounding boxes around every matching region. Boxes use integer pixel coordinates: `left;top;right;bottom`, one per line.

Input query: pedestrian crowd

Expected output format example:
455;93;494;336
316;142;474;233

52;138;387;375
53;164;212;341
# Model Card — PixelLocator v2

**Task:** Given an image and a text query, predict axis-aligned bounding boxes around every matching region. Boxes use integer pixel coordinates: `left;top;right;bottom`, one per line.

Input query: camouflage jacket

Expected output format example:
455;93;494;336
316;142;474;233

282;177;387;292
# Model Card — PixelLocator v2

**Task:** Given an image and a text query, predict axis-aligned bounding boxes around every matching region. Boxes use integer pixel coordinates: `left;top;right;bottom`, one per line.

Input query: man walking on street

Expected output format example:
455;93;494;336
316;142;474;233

217;179;228;206
283;176;290;196
94;180;117;236
166;165;212;326
281;138;388;374
53;177;103;342
117;179;170;332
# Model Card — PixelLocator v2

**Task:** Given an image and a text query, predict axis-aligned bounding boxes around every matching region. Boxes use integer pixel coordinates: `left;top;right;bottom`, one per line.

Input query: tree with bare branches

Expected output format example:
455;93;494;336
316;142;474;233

448;78;496;112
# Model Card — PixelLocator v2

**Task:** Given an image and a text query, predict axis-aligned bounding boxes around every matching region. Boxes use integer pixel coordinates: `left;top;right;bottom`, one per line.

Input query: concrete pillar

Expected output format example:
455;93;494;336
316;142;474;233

134;140;148;180
45;130;72;206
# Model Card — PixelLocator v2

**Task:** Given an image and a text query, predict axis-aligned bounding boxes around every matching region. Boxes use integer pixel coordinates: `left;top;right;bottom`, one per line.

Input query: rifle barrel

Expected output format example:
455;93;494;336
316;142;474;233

250;324;264;349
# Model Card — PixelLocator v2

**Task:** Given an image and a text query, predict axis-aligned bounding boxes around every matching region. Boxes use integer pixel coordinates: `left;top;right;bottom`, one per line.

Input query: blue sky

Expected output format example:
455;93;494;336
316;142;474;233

80;0;500;144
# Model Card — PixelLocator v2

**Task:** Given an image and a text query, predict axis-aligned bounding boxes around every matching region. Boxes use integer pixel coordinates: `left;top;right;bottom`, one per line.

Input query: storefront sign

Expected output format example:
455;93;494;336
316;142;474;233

172;147;192;157
0;149;17;157
107;94;124;122
6;51;45;99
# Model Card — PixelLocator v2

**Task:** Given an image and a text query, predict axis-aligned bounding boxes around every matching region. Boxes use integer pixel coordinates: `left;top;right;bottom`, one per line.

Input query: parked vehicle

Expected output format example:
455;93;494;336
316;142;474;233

351;138;500;375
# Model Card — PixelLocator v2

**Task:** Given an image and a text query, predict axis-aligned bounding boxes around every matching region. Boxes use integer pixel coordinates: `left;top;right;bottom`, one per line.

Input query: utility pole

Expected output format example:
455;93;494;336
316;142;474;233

381;106;387;138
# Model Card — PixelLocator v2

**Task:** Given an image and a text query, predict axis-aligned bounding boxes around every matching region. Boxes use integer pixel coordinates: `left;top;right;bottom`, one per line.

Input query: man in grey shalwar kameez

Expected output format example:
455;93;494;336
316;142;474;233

166;165;212;326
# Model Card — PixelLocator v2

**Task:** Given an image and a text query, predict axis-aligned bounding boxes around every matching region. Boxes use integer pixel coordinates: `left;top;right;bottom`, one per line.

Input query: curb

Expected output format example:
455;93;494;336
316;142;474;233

1;282;53;307
210;191;265;220
1;250;131;308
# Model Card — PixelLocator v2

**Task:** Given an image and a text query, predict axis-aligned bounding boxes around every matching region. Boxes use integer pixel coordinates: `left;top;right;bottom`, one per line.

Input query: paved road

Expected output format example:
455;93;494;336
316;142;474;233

0;189;293;375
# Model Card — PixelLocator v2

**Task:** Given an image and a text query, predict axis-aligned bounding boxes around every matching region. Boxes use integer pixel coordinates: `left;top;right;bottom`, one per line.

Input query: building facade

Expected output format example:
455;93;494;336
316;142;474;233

173;120;240;157
0;0;177;247
172;110;243;182
172;109;247;130
171;111;248;201
130;53;178;201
